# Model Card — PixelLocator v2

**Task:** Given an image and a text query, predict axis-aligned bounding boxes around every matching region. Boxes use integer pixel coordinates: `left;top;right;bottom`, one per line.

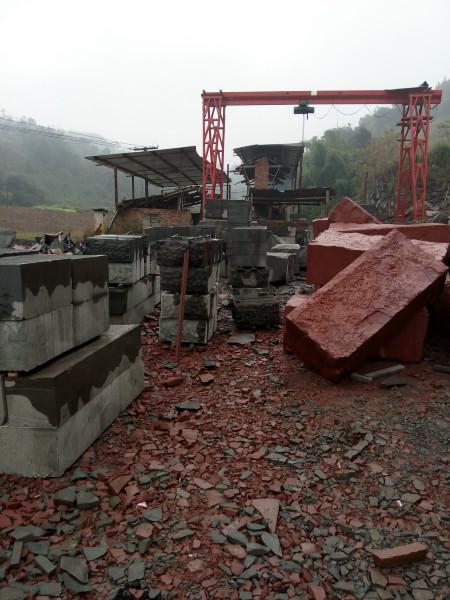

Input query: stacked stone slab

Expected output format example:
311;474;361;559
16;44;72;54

229;227;280;329
86;234;159;324
0;253;144;476
157;236;223;344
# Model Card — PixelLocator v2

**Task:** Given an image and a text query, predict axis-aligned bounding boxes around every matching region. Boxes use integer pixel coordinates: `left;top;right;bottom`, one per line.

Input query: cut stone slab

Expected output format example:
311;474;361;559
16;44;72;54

230;267;269;288
159;315;216;345
251;498;279;533
370;542;427;568
73;295;110;347
267;252;296;284
0;304;74;372
69;255;109;304
331;221;450;243
307;229;449;287
110;280;160;325
109;276;155;316
286;231;447;381
379;308;428;363
0;325;144;477
60;556;89;583
329;196;380;224
232;296;280;330
160;288;218;320
0;255;72;321
159;263;219;294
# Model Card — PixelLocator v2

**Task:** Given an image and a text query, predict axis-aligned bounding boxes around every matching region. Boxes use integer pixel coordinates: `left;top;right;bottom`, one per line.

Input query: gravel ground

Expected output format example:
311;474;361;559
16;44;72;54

0;280;449;600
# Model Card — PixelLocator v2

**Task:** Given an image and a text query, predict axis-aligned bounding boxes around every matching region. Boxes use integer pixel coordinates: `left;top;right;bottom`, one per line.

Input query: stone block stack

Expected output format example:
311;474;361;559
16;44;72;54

0;253;144;477
229;227;280;329
157;236;223;344
86;234;159;324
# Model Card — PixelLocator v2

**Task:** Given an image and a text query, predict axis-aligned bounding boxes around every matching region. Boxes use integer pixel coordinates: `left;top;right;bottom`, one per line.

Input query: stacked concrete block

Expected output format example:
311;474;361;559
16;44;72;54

229;227;280;329
0;324;144;477
267;252;297;284
157;236;223;344
270;243;303;274
0;255;74;372
225;200;249;228
86;234;159;324
86;234;145;285
229;226;273;267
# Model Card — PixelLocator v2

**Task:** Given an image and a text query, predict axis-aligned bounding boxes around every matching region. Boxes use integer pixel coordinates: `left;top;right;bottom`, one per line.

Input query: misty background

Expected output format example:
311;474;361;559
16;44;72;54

0;0;449;208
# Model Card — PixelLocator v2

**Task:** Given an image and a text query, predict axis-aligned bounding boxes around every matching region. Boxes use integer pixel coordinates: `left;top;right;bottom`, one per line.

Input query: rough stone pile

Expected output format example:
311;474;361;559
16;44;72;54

0;253;144;477
157;236;224;344
230;227;280;330
86;234;159;324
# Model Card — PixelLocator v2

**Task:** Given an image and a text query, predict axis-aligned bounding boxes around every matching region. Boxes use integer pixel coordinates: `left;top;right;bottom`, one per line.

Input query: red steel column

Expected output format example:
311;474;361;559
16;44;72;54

202;95;226;216
396;93;432;222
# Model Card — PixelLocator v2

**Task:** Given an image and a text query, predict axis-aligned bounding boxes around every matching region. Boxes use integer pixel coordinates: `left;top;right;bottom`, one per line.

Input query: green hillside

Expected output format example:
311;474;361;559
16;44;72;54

0;118;134;209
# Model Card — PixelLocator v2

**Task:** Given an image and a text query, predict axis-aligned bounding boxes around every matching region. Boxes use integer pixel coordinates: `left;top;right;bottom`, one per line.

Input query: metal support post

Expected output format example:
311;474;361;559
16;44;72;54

175;250;190;363
113;166;119;208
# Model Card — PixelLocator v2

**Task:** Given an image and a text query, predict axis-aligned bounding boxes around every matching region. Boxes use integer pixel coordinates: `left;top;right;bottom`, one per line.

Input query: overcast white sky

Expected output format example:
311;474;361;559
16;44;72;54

1;0;449;166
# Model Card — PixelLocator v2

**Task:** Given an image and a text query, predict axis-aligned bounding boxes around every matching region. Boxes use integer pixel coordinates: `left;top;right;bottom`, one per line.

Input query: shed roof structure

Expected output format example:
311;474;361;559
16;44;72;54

87;146;228;189
234;143;304;188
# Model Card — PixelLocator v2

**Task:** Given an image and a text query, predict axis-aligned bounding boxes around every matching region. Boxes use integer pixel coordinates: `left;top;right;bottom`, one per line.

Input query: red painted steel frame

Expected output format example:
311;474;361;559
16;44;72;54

201;89;442;221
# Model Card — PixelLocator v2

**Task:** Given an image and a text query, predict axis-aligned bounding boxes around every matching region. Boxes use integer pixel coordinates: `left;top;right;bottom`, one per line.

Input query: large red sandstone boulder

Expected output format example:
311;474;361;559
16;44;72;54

312;217;330;238
285;231;447;381
285;295;429;363
330;222;450;243
328;197;380;225
307;230;449;287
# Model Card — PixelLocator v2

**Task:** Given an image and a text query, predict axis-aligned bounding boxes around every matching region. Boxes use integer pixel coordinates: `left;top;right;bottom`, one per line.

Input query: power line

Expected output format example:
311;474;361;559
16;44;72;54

0;115;152;149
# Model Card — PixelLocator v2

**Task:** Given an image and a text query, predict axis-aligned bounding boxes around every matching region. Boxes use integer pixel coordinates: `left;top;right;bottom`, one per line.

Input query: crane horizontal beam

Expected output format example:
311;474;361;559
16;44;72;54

202;89;442;106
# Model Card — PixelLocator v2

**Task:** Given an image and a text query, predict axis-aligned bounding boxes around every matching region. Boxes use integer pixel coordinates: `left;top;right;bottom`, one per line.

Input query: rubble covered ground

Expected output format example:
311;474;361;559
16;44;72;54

0;279;449;600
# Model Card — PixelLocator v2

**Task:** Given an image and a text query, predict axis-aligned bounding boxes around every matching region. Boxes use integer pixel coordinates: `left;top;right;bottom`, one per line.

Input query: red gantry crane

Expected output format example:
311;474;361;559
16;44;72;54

202;85;442;221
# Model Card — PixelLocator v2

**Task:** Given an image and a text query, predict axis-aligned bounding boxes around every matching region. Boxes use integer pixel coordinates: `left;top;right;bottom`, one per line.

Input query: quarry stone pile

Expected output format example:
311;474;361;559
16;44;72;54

0;252;144;477
230;227;280;329
86;234;159;324
157;236;223;344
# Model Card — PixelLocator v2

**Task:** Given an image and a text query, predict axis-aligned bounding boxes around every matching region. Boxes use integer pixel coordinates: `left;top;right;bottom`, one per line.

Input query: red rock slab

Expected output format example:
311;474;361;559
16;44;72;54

329;196;380;224
286;293;426;363
307;229;449;287
379;307;428;363
330;221;450;243
308;584;326;600
312;217;330;238
370;542;427;568
286;231;447;381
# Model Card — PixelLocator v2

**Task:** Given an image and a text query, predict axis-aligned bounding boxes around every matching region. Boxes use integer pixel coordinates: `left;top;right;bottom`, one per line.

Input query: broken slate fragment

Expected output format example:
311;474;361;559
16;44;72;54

344;439;370;460
199;373;215;384
251;498;279;533
10;542;23;566
228;333;255;346
82;545;108;561
76;490;99;510
60;556;89;583
260;532;282;557
175;400;200;411
34;555;56;575
10;525;45;542
225;528;248;547
246;542;269;556
171;528;195;541
128;559;146;583
54;487;77;507
0;589;26;600
143;507;163;522
61;573;92;595
108;566;126;583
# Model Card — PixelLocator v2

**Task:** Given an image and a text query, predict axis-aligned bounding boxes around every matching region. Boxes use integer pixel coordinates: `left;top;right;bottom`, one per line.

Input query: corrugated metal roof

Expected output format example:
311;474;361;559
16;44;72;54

86;146;227;188
234;144;304;172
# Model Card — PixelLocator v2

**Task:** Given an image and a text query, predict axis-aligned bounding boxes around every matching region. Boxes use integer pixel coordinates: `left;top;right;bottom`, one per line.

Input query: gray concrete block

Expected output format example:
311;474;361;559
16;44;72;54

232;296;280;330
156;237;223;268
110;292;160;325
270;243;302;273
230;226;270;244
109;276;155;316
159;316;215;344
229;253;267;268
160;263;219;294
0;255;72;321
0;325;144;477
69;255;109;304
0;228;16;248
85;234;144;263
232;287;272;299
160;285;218;320
267;252;296;284
230;267;269;288
73;295;110;346
0;305;74;372
108;260;142;285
